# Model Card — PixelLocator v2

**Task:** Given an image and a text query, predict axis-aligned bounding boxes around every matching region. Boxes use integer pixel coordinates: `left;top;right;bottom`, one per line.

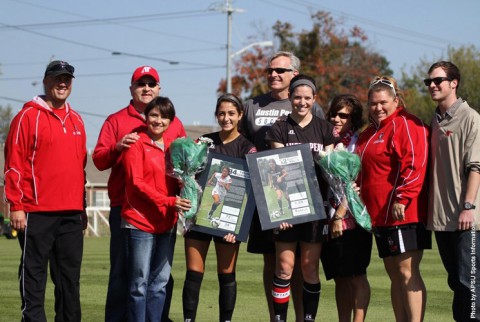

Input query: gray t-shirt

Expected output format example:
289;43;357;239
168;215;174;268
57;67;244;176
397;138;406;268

242;92;325;151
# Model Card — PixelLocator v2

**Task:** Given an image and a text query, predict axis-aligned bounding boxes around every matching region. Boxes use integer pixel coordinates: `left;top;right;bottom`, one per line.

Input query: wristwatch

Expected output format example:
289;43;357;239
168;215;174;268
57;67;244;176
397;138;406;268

463;202;476;210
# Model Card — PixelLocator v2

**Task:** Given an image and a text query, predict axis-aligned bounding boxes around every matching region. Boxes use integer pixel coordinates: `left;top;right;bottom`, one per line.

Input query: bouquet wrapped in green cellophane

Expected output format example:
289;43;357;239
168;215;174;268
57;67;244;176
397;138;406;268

315;144;372;232
168;137;211;220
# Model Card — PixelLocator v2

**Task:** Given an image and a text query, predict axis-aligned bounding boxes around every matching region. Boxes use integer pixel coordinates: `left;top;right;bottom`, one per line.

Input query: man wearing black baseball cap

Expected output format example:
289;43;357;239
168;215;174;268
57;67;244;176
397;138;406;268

44;60;75;78
4;60;87;322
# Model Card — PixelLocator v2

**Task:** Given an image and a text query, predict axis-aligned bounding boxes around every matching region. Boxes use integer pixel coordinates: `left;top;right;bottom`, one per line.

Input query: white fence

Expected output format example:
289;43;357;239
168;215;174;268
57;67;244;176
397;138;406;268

85;207;110;237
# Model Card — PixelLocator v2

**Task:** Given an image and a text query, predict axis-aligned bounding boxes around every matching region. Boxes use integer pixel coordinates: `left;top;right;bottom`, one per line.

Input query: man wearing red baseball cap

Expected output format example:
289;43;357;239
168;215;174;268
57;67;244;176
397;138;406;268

93;66;185;322
130;65;159;83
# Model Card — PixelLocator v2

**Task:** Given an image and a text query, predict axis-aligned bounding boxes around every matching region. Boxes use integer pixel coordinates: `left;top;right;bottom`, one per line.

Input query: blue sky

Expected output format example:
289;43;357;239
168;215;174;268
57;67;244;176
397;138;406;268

1;0;479;148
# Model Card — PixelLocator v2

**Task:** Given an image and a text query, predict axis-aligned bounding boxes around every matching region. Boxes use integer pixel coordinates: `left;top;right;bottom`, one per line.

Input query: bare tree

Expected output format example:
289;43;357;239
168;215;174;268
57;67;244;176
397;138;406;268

0;105;13;144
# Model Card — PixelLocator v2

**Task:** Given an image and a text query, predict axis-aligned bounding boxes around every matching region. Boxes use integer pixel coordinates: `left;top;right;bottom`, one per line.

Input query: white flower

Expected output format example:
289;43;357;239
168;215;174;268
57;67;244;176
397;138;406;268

317;150;328;158
335;142;346;151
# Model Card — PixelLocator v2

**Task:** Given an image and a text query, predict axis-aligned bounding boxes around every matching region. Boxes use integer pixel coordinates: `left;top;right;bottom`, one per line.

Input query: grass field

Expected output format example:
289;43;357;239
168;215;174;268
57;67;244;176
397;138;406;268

195;185;248;235
0;235;453;321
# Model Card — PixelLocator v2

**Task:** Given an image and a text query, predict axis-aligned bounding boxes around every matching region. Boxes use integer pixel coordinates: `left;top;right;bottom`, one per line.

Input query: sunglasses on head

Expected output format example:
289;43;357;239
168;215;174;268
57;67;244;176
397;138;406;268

135;82;158;88
423;77;451;86
266;67;294;75
48;62;75;74
330;112;351;119
369;78;396;97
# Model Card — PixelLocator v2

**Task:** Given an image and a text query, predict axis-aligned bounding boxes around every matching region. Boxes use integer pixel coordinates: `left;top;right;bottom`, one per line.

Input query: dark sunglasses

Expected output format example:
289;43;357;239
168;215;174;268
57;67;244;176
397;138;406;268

330;112;351;119
266;67;294;75
46;62;75;74
135;82;158;88
49;63;75;74
423;77;451;86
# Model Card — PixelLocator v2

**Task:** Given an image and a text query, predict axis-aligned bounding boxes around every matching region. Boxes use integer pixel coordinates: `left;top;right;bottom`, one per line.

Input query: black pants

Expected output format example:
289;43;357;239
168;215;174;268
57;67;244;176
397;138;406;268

18;212;84;322
436;231;480;322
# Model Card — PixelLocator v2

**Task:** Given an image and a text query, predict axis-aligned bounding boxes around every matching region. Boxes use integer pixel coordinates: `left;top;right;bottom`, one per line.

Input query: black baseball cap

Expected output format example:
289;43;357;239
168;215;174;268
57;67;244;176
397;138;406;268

44;60;75;78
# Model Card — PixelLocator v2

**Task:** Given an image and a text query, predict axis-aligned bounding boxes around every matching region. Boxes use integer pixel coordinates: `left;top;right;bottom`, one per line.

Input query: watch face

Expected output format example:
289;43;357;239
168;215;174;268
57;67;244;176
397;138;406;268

464;202;475;210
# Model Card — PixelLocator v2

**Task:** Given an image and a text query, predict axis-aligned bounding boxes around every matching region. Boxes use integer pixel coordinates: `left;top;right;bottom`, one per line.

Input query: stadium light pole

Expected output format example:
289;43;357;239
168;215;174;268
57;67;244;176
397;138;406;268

227;41;273;93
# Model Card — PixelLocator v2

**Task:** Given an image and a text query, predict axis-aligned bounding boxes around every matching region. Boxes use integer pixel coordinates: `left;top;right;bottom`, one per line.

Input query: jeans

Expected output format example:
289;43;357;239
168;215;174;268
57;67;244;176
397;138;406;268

436;230;480;322
105;206;128;322
126;228;176;322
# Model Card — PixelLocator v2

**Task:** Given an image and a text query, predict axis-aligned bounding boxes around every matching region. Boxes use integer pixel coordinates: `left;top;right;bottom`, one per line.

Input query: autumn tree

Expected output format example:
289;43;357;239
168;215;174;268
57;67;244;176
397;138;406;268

0;63;11;144
400;45;480;123
231;46;272;98
219;11;392;109
0;105;13;143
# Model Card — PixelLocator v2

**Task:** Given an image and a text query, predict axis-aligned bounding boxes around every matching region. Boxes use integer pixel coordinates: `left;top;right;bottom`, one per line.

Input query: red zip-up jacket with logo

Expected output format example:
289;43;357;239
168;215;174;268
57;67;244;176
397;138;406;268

92;102;185;207
356;107;429;227
122;132;179;234
4;96;87;212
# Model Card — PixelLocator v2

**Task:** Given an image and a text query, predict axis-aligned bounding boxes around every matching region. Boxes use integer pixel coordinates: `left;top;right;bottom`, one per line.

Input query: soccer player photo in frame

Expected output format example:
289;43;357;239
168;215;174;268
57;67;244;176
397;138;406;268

192;152;255;242
246;144;326;230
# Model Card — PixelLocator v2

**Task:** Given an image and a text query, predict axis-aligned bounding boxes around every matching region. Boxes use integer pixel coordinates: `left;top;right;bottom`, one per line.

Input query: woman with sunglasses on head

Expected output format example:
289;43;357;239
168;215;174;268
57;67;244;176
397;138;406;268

356;76;431;322
320;94;372;322
265;74;336;322
121;97;192;322
182;93;257;322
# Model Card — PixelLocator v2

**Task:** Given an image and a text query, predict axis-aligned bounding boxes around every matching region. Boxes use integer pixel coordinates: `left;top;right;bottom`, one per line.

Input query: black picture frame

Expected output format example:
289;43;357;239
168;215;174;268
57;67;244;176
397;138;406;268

246;144;326;230
190;152;255;242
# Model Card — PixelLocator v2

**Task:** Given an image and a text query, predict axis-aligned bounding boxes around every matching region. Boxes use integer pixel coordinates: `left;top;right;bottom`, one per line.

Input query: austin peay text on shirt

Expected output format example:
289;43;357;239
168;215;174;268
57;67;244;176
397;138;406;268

254;108;290;126
284;141;324;153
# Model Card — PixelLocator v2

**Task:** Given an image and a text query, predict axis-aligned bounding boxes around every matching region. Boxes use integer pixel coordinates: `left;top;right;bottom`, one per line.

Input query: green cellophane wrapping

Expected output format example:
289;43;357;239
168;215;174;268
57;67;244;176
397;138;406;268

169;137;210;219
316;149;372;232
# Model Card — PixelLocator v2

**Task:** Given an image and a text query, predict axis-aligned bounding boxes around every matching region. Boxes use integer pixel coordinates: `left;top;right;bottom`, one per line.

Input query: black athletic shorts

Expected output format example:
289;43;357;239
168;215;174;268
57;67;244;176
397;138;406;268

184;230;239;244
273;220;328;243
247;209;275;254
273;182;287;192
373;223;432;258
321;226;372;280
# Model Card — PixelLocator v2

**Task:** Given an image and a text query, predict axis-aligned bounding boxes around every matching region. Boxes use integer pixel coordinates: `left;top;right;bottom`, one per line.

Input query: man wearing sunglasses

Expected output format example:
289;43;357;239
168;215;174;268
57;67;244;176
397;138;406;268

93;66;186;322
242;51;325;322
4;60;87;322
426;61;480;322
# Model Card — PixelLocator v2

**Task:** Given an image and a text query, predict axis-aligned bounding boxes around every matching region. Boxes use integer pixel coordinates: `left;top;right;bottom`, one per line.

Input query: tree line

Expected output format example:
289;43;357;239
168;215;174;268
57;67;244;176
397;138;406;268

218;11;480;126
1;11;479;143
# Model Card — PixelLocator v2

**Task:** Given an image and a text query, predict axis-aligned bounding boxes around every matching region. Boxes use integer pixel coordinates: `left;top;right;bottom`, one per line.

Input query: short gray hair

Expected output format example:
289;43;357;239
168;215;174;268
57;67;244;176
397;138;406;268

267;51;300;71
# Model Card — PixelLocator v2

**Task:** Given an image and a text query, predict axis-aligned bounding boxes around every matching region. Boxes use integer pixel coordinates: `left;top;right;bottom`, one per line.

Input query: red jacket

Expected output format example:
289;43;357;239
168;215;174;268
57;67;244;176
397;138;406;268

4;96;87;212
92;102;185;206
122;132;179;233
356;107;429;227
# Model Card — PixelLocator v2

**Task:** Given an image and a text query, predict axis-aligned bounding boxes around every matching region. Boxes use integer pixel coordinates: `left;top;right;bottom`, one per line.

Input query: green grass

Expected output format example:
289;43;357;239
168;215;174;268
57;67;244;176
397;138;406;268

196;185;248;235
0;235;453;321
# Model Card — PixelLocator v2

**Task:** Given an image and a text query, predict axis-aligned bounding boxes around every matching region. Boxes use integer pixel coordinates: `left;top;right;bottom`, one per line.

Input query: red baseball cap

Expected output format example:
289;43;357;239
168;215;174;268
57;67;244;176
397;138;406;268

131;66;160;84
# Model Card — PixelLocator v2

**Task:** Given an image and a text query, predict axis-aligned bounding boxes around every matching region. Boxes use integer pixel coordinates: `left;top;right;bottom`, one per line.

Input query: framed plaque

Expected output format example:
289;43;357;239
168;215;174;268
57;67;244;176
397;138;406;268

246;144;326;230
190;152;255;242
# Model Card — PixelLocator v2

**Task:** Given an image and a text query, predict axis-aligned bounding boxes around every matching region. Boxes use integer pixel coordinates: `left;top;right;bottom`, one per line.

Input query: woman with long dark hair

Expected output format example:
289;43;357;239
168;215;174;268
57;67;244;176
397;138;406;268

182;93;256;322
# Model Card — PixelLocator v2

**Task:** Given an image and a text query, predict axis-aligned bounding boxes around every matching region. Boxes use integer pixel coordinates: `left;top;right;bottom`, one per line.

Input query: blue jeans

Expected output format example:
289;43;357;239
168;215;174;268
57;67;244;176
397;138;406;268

126;228;176;322
436;230;480;321
105;206;128;322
